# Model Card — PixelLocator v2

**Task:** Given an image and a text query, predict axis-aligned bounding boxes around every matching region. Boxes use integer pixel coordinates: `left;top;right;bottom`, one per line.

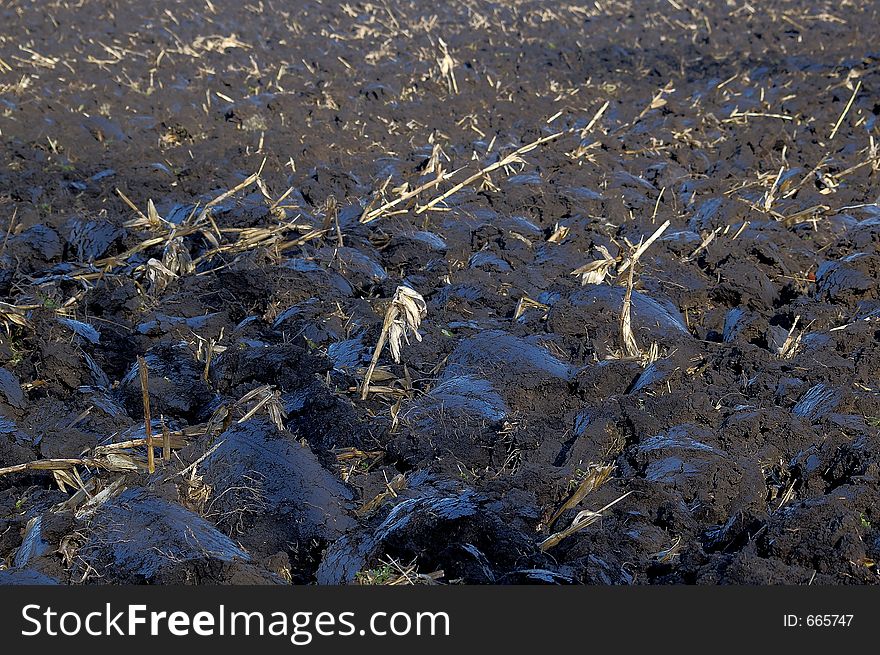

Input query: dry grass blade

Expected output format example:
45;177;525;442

637;81;674;121
52;467;88;495
53;476;98;512
653;536;683;563
763;166;785;212
335;447;385;462
581;100;609;136
173;439;224;481
115;188;151;226
360;167;462;224
190;168;263;227
547;223;569;243
94;435;188;455
683;226;721;262
75;477;128;519
780;204;830;229
437;37;458;95
192;34;251;53
539;491;633;552
336;447;385;480
162;420;171;463
147;199;163;226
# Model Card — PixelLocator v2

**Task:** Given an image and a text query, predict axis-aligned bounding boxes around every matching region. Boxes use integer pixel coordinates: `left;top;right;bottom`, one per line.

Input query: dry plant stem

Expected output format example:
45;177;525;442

363;131;564;224
583;100;609;134
172;440;224;481
617;219;670;274
191;167;263;226
0;432;191;478
829;80;861;140
0;459;97;476
547;464;614;528
137;355;154;474
360;308;396;400
357;473;407;516
620;261;640;358
540;491;633;551
360;168;461;223
1;208;16;257
115;188;150;224
335;212;344;248
685;226;721;262
161;419;171;463
202;340;215;380
96;436;187;453
416;132;563;214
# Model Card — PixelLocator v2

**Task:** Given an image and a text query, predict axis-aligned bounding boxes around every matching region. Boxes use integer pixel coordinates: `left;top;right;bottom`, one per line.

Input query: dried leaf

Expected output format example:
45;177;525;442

387;286;427;363
361;286;428;399
540;491;633;551
162;236;194;275
572;245;617;285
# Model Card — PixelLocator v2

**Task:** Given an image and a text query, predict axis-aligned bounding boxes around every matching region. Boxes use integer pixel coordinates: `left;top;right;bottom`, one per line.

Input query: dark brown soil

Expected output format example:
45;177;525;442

1;0;880;585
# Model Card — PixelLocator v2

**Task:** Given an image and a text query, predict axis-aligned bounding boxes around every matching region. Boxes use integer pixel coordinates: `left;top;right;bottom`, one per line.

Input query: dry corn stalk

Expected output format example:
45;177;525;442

513;296;549;320
139;258;178;295
0;451;143;478
547;223;569;243
361;286;427;399
620;261;641;359
571;221;669;364
617;220;670;275
0;422;195;482
137;355;154;474
361;131;563;224
437;38;458;95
